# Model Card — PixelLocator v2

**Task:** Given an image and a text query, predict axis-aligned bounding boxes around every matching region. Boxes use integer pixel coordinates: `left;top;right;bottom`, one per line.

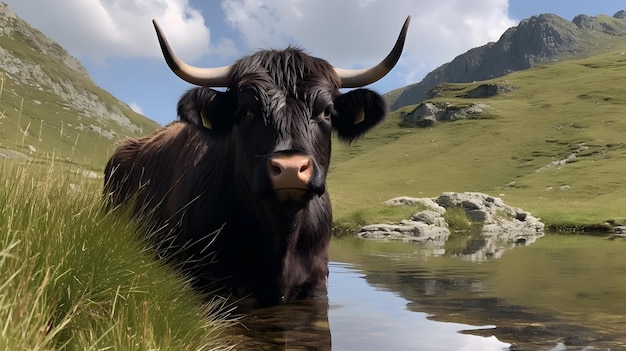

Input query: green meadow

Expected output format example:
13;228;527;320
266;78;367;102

330;44;626;231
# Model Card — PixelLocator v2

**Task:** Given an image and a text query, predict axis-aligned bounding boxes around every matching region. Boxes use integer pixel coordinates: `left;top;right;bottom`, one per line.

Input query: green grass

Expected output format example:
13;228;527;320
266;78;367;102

442;207;474;231
331;203;422;234
0;159;235;350
329;44;626;230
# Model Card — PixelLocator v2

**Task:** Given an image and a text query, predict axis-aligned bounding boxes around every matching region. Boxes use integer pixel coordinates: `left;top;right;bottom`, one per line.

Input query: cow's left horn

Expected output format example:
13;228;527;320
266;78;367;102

153;19;231;87
335;16;411;88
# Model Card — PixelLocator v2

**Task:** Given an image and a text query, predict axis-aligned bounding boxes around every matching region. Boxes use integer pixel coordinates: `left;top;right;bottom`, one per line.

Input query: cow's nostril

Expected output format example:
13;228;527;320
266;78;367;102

270;164;282;176
299;161;310;173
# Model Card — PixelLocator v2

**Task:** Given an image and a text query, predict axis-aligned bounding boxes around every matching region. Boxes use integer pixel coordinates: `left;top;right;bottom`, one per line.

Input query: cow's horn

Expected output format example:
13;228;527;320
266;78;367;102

153;19;231;87
335;16;411;88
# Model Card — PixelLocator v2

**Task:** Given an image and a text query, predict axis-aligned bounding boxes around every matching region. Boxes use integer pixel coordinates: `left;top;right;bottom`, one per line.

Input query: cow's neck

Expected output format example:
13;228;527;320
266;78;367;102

258;202;305;245
240;199;309;302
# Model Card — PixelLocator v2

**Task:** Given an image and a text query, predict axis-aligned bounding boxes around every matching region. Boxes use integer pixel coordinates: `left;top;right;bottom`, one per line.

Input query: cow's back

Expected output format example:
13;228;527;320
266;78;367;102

104;122;234;251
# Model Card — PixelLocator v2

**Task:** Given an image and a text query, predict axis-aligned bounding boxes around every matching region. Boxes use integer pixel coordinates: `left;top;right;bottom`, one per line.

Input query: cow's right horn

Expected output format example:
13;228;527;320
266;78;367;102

153;19;231;87
335;16;411;88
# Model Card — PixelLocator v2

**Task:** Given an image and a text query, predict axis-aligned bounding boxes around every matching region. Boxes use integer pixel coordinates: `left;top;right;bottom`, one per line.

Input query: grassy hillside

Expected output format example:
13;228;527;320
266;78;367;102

329;43;626;230
0;74;150;167
0;25;160;168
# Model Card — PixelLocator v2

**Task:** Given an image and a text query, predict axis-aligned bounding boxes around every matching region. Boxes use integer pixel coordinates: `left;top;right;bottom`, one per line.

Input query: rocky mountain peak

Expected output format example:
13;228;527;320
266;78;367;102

0;1;90;79
389;11;626;111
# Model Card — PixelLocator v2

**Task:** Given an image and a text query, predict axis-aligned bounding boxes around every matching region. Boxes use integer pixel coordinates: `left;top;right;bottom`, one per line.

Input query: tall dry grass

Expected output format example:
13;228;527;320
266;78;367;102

0;159;235;350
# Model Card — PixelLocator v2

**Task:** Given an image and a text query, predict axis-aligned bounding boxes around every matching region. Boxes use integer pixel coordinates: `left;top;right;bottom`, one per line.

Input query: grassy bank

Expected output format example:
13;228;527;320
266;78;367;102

0;159;234;350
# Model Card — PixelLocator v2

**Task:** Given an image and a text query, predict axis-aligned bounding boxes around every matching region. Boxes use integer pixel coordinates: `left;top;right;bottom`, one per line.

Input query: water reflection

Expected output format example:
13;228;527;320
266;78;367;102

444;231;543;261
332;234;626;350
236;261;510;350
328;262;510;351
235;298;331;350
235;234;626;350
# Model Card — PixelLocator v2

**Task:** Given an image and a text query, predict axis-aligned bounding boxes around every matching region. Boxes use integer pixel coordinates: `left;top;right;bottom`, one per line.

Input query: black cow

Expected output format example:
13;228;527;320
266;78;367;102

104;17;410;306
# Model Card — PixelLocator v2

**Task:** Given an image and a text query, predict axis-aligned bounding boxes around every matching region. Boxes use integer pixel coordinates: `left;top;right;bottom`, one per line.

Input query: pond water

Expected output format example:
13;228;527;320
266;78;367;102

236;233;626;350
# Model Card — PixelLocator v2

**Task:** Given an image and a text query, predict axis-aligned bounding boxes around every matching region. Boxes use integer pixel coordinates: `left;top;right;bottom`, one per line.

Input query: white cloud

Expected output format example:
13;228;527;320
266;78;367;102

4;0;213;63
5;0;517;89
220;0;516;84
128;102;144;115
208;37;239;59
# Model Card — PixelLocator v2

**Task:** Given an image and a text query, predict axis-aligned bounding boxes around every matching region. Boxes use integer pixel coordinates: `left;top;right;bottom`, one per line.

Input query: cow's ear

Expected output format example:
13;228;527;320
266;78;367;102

332;89;387;143
177;87;236;133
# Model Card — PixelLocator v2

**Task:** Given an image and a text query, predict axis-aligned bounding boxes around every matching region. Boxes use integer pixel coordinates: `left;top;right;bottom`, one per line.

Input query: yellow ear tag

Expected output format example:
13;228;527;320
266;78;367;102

354;109;365;125
200;111;213;129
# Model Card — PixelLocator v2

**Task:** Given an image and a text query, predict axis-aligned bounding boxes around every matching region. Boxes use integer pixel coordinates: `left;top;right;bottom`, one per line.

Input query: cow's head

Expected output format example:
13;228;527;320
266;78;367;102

154;18;410;210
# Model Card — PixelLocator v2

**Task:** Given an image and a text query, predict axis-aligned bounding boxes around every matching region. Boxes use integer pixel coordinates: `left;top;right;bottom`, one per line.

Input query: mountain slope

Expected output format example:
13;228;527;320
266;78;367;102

330;43;626;228
388;11;626;111
0;2;160;167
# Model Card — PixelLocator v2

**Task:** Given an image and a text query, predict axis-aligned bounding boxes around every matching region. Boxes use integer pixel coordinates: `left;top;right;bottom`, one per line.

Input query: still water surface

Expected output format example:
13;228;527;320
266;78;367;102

237;234;626;350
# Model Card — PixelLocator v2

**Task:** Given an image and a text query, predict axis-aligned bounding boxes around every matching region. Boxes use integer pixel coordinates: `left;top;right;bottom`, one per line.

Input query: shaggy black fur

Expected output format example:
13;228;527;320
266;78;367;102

104;47;387;306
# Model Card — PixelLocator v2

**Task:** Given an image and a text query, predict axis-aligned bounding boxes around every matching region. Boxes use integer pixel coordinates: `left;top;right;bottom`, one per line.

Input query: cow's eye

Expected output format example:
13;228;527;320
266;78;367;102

245;109;254;120
319;106;333;121
237;107;255;122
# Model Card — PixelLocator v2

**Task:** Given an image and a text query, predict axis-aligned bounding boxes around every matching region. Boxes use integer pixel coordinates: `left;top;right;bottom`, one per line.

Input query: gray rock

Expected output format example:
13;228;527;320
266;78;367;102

357;222;450;243
385;196;446;215
464;83;514;98
411;210;448;227
400;102;489;127
357;192;545;261
466;209;488;222
461;200;480;210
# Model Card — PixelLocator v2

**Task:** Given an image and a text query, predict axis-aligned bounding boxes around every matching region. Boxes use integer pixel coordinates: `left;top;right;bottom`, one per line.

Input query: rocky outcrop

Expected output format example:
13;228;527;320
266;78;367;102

0;3;89;78
388;11;626;111
399;102;489;127
462;83;515;98
357;192;544;261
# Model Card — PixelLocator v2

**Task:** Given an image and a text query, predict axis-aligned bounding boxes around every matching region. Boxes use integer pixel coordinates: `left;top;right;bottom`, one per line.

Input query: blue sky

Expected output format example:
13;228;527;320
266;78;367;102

3;0;624;126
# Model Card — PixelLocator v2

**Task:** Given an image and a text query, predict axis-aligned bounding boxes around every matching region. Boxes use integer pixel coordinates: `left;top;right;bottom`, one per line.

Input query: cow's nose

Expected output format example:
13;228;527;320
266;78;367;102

268;154;313;190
